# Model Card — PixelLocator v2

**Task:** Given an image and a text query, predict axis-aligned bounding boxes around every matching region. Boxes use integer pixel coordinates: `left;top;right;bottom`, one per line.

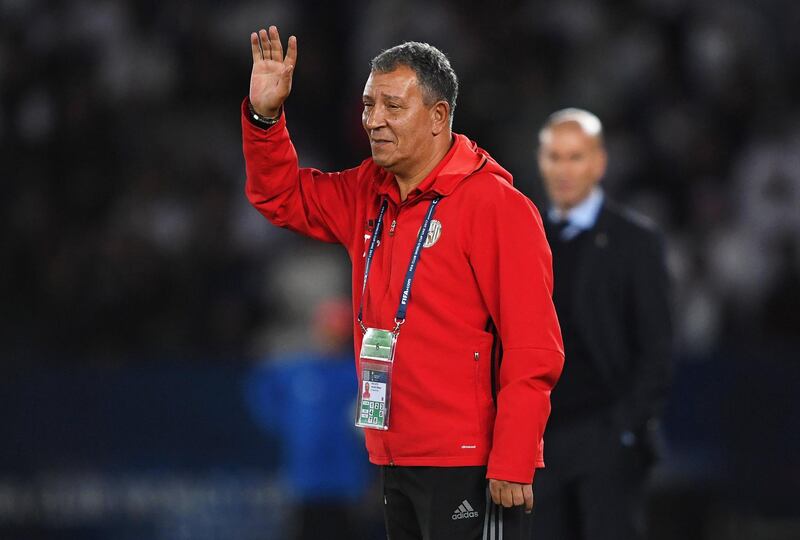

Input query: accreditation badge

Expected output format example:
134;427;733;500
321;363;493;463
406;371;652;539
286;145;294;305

355;328;397;430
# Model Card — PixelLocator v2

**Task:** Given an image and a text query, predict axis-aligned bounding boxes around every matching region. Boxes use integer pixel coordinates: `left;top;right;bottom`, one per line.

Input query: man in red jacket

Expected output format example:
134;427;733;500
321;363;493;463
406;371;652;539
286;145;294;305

242;25;564;540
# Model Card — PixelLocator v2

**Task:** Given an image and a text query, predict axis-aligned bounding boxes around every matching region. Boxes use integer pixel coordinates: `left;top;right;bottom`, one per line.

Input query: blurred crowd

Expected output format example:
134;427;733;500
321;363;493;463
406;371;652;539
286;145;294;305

2;0;798;364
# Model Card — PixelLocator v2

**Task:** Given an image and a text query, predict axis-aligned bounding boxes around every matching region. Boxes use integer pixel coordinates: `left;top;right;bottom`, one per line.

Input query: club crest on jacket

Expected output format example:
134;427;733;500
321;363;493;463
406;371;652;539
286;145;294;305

423;220;442;248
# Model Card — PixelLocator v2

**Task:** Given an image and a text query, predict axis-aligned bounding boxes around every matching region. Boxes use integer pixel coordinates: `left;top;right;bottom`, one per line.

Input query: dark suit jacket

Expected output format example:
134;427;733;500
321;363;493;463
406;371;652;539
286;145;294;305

545;199;673;445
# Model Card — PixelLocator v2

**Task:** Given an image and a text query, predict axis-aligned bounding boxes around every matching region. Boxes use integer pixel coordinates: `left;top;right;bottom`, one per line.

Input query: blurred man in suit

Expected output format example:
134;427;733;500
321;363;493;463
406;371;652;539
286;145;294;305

532;108;673;540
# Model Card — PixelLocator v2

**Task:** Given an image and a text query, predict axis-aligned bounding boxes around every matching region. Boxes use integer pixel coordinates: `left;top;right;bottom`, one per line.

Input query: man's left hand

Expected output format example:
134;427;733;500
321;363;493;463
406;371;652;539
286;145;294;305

488;478;534;514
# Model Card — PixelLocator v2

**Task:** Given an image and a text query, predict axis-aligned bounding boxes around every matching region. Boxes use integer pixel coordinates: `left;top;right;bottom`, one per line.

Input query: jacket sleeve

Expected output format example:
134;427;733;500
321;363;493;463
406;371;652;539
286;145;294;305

466;179;565;484
241;98;359;244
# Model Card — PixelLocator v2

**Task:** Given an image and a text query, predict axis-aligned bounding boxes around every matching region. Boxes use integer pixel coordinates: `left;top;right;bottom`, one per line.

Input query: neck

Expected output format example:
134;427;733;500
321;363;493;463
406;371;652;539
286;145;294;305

555;188;599;215
555;203;575;215
395;134;453;201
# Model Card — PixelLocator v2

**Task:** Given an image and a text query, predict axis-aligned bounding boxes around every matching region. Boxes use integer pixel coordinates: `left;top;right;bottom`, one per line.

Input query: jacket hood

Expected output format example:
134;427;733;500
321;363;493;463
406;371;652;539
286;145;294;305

437;133;515;193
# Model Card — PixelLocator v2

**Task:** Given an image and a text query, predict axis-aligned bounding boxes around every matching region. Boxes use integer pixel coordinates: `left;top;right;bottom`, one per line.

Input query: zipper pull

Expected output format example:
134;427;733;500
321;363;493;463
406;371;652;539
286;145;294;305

389;219;397;236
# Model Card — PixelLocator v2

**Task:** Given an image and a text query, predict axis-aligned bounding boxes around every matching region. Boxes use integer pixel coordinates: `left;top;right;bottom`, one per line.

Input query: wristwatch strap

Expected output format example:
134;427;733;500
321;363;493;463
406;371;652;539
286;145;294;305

247;101;280;129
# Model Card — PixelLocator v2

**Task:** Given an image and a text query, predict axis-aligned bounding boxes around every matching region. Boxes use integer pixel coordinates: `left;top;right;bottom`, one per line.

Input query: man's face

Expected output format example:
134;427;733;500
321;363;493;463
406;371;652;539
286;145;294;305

362;65;437;175
538;122;607;211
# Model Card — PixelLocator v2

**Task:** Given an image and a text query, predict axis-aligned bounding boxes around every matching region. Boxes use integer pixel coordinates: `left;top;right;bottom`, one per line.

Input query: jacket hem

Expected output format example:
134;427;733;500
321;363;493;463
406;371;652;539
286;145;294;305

368;454;491;467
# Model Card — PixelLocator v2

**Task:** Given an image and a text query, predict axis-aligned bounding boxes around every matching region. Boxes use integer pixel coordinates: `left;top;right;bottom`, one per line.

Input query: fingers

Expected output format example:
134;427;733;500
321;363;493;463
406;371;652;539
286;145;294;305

250;32;263;63
251;26;295;70
268;26;283;62
489;479;501;506
285;35;297;69
488;480;533;510
489;479;515;507
258;29;270;60
500;485;515;508
523;484;534;514
510;486;525;507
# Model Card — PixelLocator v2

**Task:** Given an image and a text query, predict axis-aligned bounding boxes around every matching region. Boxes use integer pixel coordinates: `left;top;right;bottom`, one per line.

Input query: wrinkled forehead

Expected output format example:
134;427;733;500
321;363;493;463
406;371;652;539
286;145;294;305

363;65;421;98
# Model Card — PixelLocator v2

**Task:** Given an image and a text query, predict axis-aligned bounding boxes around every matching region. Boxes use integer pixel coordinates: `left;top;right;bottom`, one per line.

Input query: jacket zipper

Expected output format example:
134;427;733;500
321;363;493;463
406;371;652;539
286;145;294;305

381;205;400;318
474;351;484;435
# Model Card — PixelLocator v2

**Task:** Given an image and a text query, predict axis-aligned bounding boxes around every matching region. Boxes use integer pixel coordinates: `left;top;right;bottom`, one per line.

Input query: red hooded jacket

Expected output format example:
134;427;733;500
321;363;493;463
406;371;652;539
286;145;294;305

242;102;564;483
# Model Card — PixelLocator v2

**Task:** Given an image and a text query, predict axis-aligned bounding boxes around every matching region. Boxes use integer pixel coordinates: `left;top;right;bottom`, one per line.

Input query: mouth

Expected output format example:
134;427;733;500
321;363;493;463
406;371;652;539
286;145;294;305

553;181;574;191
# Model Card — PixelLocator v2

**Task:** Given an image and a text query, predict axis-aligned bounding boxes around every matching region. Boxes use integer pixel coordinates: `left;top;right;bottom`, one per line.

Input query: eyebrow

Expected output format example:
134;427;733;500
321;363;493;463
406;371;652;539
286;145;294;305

362;92;405;101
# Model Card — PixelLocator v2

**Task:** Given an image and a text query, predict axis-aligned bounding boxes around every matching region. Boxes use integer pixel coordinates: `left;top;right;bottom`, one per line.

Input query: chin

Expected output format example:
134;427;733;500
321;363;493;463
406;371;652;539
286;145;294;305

371;154;394;170
556;192;580;206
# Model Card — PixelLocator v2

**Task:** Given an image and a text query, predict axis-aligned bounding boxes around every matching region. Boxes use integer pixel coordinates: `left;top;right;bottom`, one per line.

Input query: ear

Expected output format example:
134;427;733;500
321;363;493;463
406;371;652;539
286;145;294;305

431;100;450;135
593;147;608;183
536;146;547;176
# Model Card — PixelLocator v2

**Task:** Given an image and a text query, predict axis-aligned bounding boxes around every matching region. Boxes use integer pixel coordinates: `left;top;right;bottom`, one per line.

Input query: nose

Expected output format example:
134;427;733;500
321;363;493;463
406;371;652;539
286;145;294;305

363;105;385;131
549;158;569;176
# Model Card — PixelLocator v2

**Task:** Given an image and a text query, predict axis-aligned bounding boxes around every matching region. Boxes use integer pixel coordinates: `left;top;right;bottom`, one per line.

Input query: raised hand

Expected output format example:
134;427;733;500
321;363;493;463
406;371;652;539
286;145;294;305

249;26;297;118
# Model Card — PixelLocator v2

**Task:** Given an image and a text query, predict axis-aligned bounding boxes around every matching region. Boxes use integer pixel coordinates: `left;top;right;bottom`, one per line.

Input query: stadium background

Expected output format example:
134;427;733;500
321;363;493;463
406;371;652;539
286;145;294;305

1;0;799;538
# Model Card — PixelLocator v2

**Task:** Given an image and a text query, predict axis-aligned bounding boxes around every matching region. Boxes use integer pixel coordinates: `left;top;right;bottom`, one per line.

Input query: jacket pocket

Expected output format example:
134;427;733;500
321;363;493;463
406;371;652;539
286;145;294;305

472;346;495;437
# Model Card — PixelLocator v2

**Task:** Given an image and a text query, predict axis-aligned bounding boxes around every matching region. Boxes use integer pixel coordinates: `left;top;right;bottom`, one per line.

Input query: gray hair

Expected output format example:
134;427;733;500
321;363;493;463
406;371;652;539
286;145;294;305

370;41;458;124
539;108;604;145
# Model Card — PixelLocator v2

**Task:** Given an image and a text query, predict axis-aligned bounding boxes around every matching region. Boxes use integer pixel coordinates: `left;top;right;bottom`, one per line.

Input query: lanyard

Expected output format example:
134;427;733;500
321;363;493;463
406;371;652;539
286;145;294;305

358;199;388;325
357;196;441;333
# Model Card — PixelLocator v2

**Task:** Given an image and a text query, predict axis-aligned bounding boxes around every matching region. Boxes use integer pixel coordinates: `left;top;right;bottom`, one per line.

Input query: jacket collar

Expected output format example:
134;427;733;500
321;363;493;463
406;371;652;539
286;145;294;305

374;133;492;202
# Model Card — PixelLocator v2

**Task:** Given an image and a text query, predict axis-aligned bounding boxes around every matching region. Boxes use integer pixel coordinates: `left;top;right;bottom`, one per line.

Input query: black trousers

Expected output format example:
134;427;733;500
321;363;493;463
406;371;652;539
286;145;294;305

531;411;650;540
382;465;533;540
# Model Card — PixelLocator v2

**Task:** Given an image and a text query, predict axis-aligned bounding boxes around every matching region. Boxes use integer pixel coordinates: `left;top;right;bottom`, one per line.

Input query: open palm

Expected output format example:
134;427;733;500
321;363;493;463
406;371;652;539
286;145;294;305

249;26;297;118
